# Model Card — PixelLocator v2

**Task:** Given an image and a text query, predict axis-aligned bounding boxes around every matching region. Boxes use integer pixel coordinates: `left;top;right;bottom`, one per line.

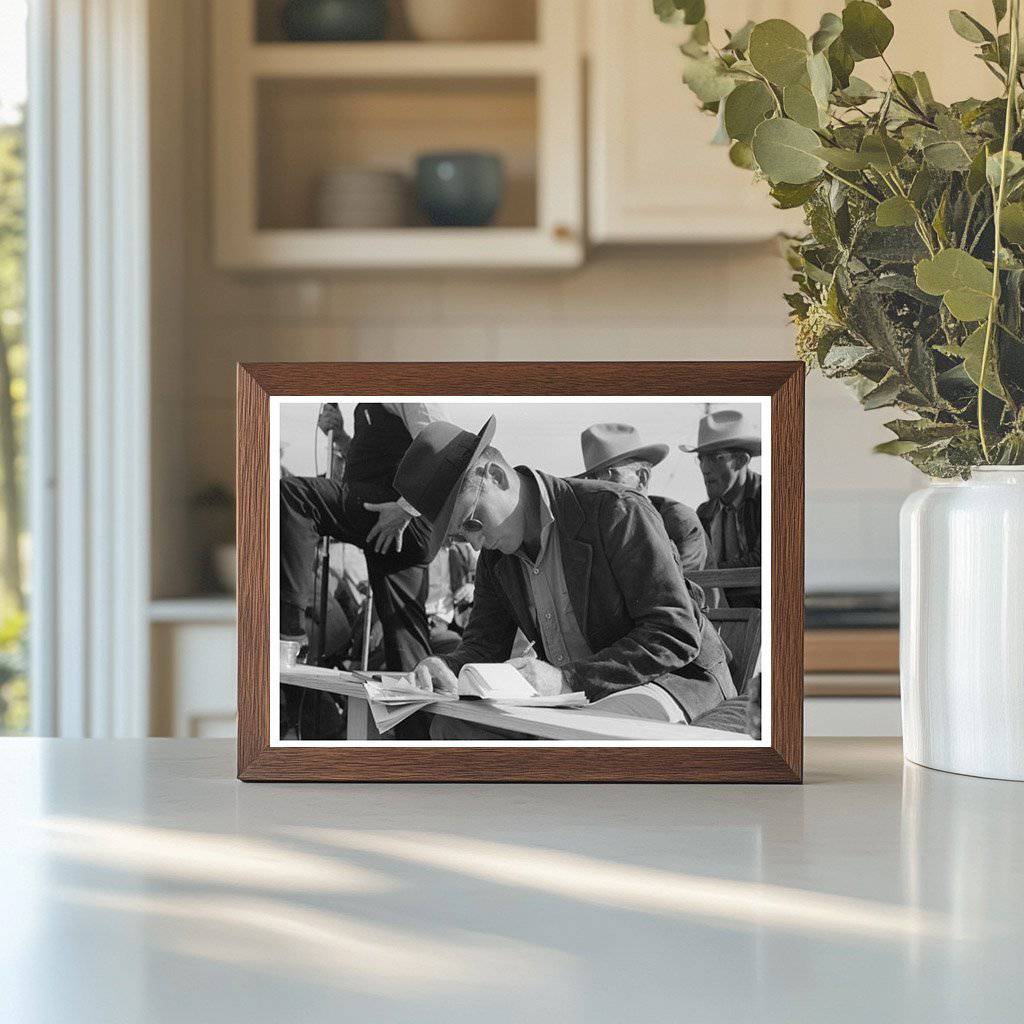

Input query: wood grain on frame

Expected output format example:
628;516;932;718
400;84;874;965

237;362;804;782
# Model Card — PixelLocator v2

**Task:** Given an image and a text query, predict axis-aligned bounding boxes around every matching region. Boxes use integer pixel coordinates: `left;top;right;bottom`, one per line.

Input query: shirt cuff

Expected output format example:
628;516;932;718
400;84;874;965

397;496;421;517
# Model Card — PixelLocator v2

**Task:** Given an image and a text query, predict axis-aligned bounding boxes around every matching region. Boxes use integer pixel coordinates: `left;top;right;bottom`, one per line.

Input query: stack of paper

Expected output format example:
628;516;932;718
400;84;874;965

358;673;455;732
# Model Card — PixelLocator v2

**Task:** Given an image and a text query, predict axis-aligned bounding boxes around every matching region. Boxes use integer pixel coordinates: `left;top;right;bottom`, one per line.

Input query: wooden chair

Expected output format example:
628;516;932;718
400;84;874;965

705;606;761;695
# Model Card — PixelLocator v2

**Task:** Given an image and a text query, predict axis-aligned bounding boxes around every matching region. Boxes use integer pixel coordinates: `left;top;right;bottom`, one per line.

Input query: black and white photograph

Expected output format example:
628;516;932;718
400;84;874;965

270;397;769;745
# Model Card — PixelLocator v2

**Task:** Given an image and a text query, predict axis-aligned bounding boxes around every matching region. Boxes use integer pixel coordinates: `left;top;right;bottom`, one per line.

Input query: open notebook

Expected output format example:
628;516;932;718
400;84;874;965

457;663;588;707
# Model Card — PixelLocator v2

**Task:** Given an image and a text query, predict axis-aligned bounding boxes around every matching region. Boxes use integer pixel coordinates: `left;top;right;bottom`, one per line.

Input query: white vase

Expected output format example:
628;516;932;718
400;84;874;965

900;467;1024;780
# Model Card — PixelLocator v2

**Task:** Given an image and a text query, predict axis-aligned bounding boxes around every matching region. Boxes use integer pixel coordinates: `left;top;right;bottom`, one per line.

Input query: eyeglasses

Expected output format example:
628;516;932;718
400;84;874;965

449;471;486;541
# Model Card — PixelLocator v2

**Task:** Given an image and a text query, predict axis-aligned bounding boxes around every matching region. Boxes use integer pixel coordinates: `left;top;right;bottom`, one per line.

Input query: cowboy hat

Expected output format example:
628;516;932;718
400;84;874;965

679;408;761;456
575;423;669;479
392;415;496;560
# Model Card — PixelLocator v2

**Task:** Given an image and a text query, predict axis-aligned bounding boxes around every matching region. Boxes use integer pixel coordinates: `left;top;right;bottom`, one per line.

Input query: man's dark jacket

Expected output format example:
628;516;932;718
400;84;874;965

696;472;761;568
443;472;735;718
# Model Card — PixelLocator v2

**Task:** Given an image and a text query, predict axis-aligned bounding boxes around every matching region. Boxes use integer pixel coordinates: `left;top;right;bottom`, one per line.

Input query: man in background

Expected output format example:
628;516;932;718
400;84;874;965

279;402;445;670
681;409;761;608
391;417;736;739
576;422;713;577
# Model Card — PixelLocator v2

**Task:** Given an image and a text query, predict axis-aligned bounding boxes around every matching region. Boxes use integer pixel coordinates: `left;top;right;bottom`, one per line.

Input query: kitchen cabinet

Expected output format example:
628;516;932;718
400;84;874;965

211;0;583;269
587;1;811;243
587;0;999;244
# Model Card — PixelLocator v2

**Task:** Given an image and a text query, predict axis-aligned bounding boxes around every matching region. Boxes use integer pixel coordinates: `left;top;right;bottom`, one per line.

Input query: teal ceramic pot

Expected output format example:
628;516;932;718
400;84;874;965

281;0;388;42
415;152;505;227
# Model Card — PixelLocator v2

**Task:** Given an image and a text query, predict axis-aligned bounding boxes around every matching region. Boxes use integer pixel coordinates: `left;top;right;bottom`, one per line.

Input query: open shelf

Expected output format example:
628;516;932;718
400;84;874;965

254;0;538;45
213;0;581;268
248;42;544;77
257;76;537;232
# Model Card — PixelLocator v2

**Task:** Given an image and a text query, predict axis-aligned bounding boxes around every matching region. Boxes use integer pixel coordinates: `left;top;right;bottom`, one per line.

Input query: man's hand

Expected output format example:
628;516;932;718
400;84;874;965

508;657;568;696
412;656;459;696
363;501;413;554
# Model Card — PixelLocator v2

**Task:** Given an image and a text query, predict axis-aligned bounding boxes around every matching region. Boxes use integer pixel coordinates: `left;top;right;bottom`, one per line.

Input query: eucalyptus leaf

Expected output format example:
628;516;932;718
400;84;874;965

959;324;1007;398
836;76;878;105
842;1;894;60
814;146;872;170
948;10;993;44
912;71;935;105
862;374;903;409
986;150;1024;190
807;51;833;111
892;72;919;101
783;83;823;129
822;342;874;373
748;19;809;87
999;202;1024;243
860;133;905;173
884;418;963;443
752;117;827;184
724;20;755;53
875;196;918;228
653;0;705;25
827;35;855;89
810;12;843;54
770;179;821;209
909;165;936;205
729;140;758;169
711;106;731;145
967;142;993;193
923;141;973;171
723;81;775;143
682;55;737;103
915;249;994;321
874;438;921;455
687;19;711;47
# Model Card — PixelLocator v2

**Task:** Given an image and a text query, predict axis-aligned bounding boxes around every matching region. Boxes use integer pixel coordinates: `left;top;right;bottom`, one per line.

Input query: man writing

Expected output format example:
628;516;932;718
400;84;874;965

390;417;735;739
681;409;762;608
279;401;445;670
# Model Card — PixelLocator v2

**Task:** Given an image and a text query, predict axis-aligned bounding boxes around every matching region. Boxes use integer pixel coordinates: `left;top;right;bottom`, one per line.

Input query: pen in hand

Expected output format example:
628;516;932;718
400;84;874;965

519;639;537;659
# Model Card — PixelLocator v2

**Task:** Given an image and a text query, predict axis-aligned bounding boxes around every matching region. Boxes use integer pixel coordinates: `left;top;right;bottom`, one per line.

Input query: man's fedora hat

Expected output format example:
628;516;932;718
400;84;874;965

679;408;761;456
575;423;669;478
393;415;496;560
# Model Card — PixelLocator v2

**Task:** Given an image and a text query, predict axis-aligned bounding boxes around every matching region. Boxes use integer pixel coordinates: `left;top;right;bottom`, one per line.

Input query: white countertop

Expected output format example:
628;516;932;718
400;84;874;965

1;738;1021;1023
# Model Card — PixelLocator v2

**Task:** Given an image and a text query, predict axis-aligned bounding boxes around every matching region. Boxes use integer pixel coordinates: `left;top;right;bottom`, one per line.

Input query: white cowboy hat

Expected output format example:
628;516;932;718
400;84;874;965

576;423;669;478
679;408;761;456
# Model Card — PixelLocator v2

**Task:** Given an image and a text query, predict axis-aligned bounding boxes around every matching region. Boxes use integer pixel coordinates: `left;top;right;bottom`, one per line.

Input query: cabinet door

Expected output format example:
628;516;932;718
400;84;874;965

588;1;1003;245
588;1;813;243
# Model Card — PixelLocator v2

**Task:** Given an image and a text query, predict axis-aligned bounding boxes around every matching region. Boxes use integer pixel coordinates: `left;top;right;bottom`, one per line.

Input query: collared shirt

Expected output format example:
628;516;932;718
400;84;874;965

512;469;593;668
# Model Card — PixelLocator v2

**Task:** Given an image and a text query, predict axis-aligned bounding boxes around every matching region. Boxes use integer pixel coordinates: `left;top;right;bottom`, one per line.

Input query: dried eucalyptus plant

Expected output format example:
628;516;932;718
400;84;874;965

658;0;1024;475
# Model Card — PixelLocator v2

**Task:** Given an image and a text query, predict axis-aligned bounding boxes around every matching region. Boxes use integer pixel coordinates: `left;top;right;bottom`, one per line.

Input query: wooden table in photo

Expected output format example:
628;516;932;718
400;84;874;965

281;664;744;742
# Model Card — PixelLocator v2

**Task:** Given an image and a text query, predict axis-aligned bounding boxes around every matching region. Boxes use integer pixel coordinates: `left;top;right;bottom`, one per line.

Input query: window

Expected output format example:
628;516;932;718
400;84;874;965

0;0;28;734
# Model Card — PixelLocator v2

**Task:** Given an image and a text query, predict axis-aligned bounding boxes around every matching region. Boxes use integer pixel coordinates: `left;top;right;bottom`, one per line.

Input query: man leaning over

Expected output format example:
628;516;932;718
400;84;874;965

389;416;736;740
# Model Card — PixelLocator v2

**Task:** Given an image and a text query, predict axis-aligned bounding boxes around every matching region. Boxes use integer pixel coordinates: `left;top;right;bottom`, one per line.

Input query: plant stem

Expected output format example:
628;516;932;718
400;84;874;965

881;54;929;119
979;0;1021;462
821;167;879;203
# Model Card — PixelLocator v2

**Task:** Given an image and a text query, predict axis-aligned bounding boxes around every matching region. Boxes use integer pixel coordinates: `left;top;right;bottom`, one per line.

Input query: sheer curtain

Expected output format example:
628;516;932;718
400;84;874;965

28;0;150;737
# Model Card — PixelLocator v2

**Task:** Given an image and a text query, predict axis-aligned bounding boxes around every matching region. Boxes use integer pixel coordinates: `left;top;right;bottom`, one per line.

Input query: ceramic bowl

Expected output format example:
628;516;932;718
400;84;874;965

414;152;504;227
280;0;388;42
403;0;534;42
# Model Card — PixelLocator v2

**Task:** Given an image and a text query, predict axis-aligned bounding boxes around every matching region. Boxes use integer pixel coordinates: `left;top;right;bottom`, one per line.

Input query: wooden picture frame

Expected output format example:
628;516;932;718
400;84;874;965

237;362;804;782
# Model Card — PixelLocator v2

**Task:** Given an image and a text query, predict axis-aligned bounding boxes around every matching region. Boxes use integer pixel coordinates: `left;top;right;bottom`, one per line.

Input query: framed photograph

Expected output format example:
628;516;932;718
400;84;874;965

237;362;804;782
